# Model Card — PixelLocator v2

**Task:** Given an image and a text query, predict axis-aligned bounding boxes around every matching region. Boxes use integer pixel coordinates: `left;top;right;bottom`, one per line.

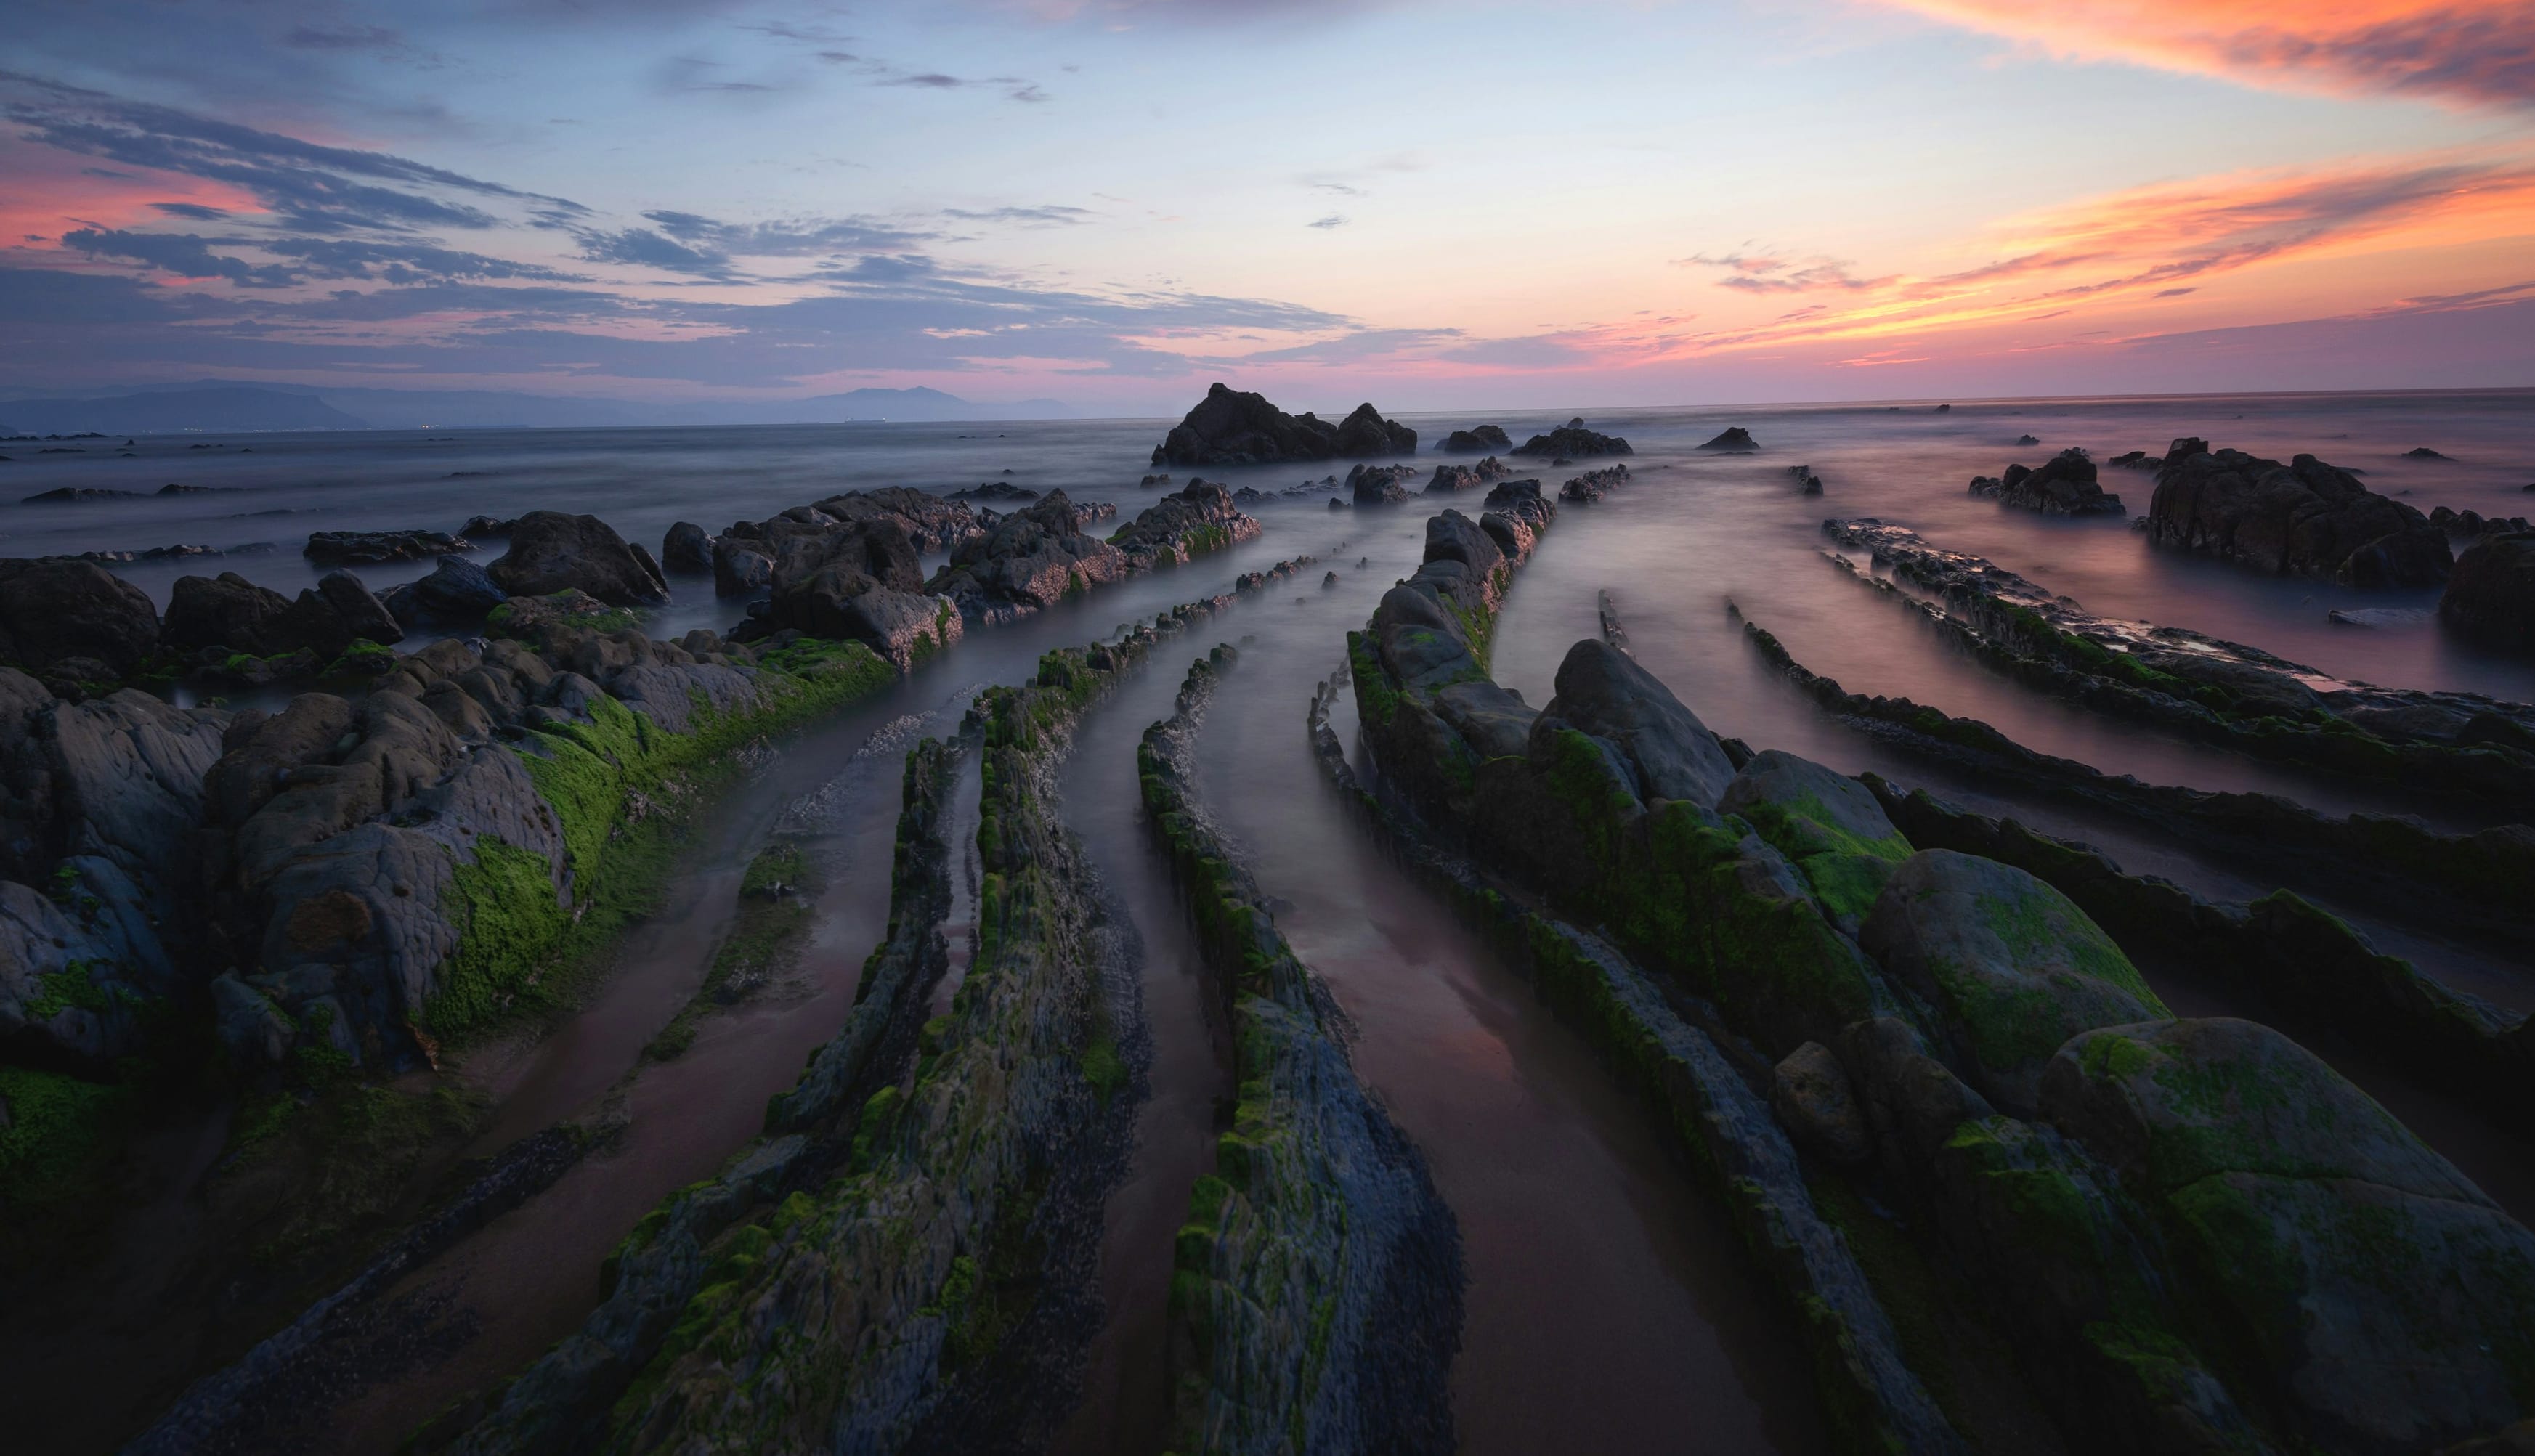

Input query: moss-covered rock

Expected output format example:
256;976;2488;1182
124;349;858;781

1861;850;2168;1115
1721;749;1913;933
2044;1017;2535;1451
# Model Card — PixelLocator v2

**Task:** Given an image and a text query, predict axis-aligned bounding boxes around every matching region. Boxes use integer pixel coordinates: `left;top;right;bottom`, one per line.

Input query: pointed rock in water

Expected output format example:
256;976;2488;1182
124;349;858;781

1968;449;2125;516
1151;381;1413;465
488;510;669;606
1514;420;1632;458
661;521;713;574
1347;463;1417;505
1697;426;1758;452
2405;447;2451;460
2016;434;2040;446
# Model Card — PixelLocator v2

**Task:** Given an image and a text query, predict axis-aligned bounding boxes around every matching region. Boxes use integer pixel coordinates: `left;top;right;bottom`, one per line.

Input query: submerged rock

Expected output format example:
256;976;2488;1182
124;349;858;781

926;489;1127;620
1697;426;1758;452
1423;457;1510;493
1347;463;1418;505
2146;438;2451;586
1108;479;1262;566
1559;464;1631;503
304;529;471;566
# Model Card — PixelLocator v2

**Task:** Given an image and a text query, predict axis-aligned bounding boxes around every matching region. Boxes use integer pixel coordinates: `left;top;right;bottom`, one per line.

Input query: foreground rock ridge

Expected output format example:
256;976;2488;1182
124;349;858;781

1140;646;1463;1455
1344;503;2535;1452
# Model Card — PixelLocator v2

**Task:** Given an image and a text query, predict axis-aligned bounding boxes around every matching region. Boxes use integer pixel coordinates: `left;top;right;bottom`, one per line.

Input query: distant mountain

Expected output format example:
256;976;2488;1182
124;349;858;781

0;381;1081;431
2;386;369;435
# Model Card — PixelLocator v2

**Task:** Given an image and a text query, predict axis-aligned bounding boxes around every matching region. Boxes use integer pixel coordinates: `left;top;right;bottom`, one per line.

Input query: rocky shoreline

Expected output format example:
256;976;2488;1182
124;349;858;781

1342;502;2535;1452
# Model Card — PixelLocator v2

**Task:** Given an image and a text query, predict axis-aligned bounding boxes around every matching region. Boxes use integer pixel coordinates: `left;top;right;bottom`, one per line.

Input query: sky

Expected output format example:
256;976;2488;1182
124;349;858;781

3;0;2533;415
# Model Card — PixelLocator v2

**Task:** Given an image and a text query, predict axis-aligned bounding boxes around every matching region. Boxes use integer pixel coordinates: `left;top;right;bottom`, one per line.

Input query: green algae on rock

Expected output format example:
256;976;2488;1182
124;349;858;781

1143;646;1462;1455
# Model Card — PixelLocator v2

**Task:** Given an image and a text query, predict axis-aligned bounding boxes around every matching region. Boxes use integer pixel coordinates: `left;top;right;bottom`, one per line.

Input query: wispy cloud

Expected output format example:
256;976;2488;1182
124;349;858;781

1867;1;2535;110
1307;213;1348;229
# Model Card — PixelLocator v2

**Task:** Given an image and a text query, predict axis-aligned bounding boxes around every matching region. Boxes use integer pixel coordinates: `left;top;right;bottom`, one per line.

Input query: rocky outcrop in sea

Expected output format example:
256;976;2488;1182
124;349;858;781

1437;424;1511;453
1151;382;1415;466
2146;437;2451;585
1512;418;1631;458
1967;448;2125;515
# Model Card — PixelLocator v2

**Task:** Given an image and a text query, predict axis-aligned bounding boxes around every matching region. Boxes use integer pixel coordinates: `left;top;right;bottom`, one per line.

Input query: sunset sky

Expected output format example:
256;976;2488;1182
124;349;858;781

5;0;2532;412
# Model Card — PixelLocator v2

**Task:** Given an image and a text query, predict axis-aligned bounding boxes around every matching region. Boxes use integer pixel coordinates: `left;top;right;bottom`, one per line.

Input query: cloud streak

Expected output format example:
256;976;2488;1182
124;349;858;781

1870;1;2535;110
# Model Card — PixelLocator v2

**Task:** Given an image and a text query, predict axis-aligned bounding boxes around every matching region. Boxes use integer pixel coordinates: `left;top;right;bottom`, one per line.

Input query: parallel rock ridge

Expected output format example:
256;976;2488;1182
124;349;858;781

2146;436;2451;585
1820;518;2535;810
1347;508;2535;1452
439;594;1249;1455
1152;382;1415;466
1142;647;1462;1456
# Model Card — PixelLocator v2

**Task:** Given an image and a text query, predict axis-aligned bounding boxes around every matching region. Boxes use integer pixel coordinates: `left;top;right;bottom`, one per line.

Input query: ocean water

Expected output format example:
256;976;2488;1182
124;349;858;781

10;389;2533;1454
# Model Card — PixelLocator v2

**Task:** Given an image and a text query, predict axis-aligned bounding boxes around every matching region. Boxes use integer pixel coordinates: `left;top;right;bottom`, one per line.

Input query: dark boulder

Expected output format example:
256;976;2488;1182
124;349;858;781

1424;457;1510;494
458;515;517;538
2015;434;2040;446
2147;439;2452;586
1559;465;1631;503
1480;478;1555;534
1438;424;1512;453
315;570;403;646
1514;420;1633;457
164;572;354;659
1332;401;1417;457
387;555;508;627
1968;449;2125;516
713;537;774;598
1696;427;1757;452
305;529;471;566
1151;382;1347;467
0;559;161;677
2405;447;2451;460
662;521;714;575
951;481;1039;503
487;511;669;607
1772;1041;1870;1164
1347;463;1417;505
2440;532;2535;653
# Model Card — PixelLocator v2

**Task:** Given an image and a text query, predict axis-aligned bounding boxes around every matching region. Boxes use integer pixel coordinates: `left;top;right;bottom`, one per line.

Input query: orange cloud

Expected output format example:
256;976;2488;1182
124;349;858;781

1870;1;2535;108
1661;150;2535;356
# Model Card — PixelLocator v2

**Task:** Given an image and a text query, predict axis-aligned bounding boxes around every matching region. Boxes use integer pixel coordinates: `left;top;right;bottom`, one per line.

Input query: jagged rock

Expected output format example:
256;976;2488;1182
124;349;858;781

1423;457;1509;494
1480;478;1554;534
2147;439;2452;586
0;558;161;676
926;490;1127;619
488;511;669;607
1859;850;2168;1115
1772;1041;1870;1163
2109;450;2154;469
1334;401;1418;456
1697;427;1757;452
315;569;402;646
1109;480;1262;566
1347;463;1417;505
1514;420;1633;457
1969;449;2125;516
163;572;357;660
2406;447;2451;460
458;515;517;539
1151;382;1411;465
2440;532;2535;654
1438;425;1512;453
304;529;471;566
661;521;713;574
950;481;1038;503
1559;465;1631;503
2016;434;2040;446
1537;640;1738;809
2042;1017;2535;1453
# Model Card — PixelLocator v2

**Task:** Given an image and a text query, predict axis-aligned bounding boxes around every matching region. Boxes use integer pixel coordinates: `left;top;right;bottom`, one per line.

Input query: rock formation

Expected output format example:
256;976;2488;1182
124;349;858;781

1696;427;1757;452
1559;465;1631;503
1437;424;1512;453
660;521;713;574
1513;418;1632;458
925;490;1127;623
2441;532;2535;653
1151;382;1413;466
2146;438;2451;586
1107;479;1262;566
1347;463;1418;505
1424;457;1510;494
487;511;670;607
1968;448;2125;515
0;558;162;680
304;529;472;566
